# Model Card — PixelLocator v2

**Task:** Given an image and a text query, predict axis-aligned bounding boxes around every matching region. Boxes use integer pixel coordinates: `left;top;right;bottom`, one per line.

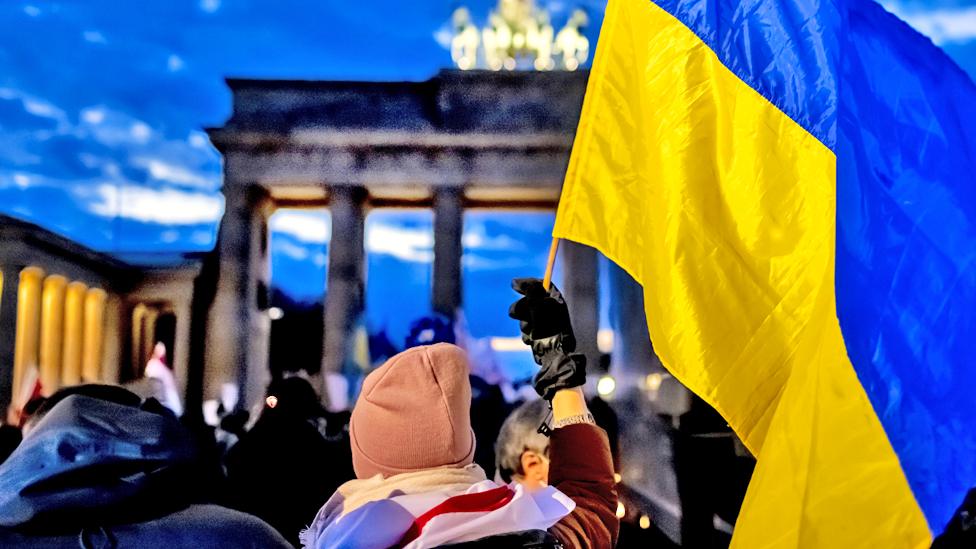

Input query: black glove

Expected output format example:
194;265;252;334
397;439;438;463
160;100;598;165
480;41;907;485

509;278;587;400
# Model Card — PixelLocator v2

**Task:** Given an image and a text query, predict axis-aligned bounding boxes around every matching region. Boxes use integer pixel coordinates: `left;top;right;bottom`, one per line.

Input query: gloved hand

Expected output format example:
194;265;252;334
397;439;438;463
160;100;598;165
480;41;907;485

509;278;587;400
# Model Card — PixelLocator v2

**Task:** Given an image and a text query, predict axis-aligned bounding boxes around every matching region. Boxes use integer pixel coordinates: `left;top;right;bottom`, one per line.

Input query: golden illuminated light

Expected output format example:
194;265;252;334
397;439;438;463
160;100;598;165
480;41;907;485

453;0;588;71
82;288;107;382
61;281;88;386
513;33;525;49
39;275;67;396
14;267;44;406
597;328;614;353
613;472;622;484
645;372;664;392
615;501;626;519
266;395;279;408
639;515;651;529
451;7;480;71
553;8;589;70
597;375;616;397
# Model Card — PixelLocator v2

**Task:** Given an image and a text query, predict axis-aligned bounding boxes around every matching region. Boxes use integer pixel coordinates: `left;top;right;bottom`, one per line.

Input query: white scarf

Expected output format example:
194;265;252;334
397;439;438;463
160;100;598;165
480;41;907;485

323;464;488;523
301;465;574;549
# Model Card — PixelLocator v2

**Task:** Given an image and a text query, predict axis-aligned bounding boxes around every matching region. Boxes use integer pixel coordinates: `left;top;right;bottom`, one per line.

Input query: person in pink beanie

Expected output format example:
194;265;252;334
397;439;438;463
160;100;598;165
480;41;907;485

348;343;476;480
301;279;618;549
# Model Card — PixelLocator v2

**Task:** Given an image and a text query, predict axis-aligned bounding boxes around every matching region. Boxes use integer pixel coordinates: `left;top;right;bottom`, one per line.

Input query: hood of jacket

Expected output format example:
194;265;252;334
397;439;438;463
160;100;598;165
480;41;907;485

0;394;197;530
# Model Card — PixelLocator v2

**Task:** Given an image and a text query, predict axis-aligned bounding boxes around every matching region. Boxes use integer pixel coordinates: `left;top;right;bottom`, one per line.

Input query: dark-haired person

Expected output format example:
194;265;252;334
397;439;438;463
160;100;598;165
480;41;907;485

226;375;355;546
0;384;289;548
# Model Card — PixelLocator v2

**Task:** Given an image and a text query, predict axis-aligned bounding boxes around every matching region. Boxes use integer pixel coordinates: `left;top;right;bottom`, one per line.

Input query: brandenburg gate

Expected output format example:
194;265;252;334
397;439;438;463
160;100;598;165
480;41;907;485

205;70;608;408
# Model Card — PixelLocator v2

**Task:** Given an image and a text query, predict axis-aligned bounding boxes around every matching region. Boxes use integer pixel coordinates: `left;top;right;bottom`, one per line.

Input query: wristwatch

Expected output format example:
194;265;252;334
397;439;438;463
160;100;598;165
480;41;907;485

551;412;597;430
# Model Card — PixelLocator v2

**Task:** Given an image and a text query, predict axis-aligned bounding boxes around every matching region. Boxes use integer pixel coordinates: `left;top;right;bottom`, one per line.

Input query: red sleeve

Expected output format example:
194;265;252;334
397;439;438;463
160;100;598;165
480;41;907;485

547;423;619;548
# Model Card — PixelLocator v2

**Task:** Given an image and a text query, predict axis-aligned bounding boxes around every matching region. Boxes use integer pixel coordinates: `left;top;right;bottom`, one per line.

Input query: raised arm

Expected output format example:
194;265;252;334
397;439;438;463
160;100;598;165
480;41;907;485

509;278;619;548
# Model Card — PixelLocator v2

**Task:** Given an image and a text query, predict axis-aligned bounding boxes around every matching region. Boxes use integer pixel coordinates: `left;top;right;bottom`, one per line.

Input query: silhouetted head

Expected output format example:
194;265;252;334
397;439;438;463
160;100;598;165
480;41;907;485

404;314;455;349
263;376;323;420
152;342;167;360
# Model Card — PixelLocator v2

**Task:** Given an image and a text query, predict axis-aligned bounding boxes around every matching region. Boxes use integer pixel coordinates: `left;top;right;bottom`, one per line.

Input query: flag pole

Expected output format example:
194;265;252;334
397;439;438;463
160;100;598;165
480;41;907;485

543;237;560;291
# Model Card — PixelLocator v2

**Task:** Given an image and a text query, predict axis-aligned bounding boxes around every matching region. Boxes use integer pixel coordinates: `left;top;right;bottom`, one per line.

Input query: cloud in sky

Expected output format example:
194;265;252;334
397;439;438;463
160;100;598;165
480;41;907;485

462;229;524;252
273;239;312;262
132;156;217;189
270;209;331;244
366;222;435;263
884;2;976;44
86;184;223;225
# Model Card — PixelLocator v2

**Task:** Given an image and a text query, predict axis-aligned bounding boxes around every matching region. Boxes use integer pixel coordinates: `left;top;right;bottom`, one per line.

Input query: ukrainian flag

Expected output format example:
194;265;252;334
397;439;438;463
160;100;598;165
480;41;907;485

554;0;976;546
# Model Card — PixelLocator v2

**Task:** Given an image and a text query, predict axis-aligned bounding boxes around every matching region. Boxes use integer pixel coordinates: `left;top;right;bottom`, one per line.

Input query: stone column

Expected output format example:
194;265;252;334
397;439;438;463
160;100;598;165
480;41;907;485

60;281;87;386
0;262;22;414
172;299;192;403
87;289;112;383
13;267;44;407
321;186;366;403
38;275;68;396
432;188;464;317
608;262;687;414
610;261;661;381
139;307;159;370
560;241;600;372
206;184;273;412
185;245;221;424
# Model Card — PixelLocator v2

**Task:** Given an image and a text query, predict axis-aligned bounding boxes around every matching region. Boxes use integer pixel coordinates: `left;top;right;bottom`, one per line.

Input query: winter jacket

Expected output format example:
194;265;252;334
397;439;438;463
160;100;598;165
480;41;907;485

546;423;619;548
0;394;289;548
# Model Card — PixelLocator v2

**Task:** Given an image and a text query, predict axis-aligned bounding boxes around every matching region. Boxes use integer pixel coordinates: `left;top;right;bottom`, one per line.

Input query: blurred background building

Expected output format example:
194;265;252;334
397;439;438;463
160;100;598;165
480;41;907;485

1;0;972;545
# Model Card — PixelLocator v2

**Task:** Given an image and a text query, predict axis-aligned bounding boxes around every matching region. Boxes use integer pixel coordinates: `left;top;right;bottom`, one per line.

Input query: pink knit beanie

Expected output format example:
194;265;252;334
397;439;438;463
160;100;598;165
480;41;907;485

350;343;476;479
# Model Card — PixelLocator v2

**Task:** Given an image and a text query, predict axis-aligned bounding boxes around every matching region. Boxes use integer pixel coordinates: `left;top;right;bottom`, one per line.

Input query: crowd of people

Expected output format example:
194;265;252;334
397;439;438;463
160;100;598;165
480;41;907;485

0;279;626;548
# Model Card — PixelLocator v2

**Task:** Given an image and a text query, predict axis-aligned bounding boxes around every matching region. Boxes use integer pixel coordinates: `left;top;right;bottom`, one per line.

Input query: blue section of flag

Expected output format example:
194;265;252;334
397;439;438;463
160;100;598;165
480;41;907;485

835;0;976;531
651;0;840;147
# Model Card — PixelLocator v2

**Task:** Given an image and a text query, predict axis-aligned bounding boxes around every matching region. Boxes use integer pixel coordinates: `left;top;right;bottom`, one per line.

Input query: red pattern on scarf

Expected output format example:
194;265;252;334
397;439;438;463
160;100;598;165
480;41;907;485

394;485;516;547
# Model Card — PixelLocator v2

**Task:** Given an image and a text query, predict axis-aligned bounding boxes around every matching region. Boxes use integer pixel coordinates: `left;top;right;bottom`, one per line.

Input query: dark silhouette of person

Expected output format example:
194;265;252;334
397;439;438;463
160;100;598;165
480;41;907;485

225;376;354;545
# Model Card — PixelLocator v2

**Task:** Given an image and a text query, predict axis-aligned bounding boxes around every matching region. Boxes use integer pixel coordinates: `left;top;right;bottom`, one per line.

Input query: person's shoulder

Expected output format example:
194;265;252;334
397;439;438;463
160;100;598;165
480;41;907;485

151;504;293;548
0;526;69;548
0;507;293;549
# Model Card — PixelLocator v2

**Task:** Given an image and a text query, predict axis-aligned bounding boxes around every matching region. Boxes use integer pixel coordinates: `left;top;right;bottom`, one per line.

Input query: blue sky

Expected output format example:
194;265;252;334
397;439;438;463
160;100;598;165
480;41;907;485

3;0;976;378
0;0;607;257
9;0;974;258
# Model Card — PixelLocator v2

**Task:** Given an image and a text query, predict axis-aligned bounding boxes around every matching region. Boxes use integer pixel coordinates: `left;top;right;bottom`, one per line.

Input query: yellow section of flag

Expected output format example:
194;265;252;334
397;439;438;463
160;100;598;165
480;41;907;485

553;0;931;546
